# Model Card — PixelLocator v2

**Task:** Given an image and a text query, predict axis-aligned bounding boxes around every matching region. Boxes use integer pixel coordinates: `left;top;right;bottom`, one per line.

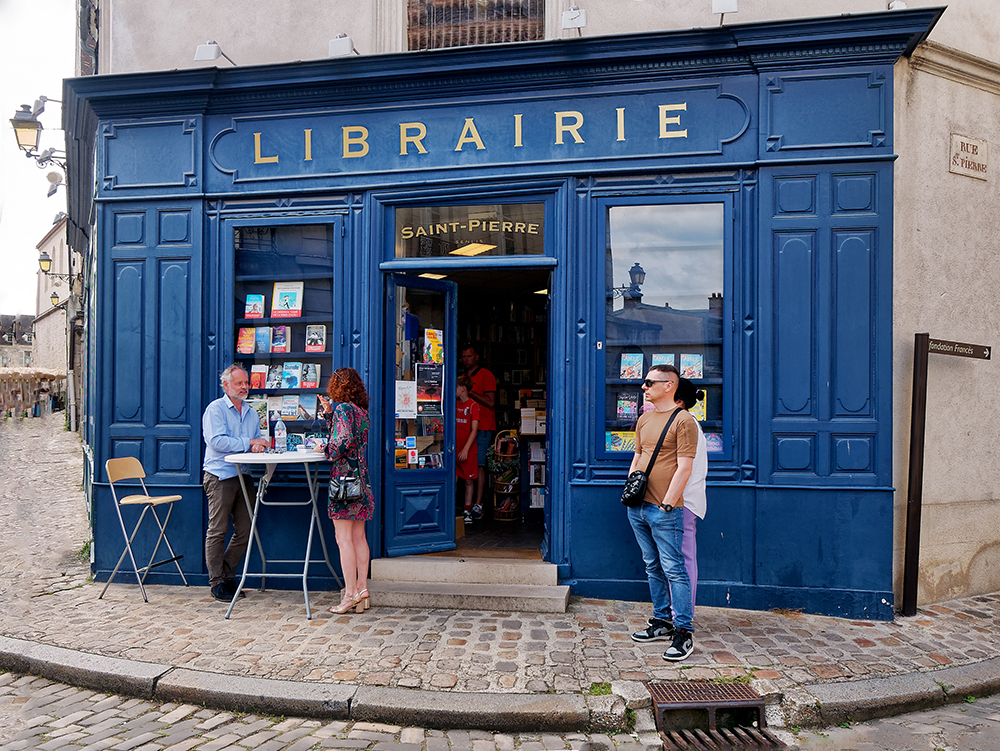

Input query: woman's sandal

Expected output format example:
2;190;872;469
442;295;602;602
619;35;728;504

355;589;370;612
330;592;357;614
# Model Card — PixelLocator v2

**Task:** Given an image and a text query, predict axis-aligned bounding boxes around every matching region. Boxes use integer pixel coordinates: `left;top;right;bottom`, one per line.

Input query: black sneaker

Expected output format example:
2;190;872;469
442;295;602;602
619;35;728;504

663;629;694;661
210;583;230;602
631;617;674;643
224;580;246;599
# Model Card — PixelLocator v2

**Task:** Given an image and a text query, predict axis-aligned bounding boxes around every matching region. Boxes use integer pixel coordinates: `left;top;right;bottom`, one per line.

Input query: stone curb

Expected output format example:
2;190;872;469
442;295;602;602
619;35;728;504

0;636;593;731
798;657;1000;727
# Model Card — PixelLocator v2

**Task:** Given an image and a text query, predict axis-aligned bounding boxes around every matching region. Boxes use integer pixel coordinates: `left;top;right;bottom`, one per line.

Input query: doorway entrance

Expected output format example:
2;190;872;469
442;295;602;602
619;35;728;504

382;267;551;560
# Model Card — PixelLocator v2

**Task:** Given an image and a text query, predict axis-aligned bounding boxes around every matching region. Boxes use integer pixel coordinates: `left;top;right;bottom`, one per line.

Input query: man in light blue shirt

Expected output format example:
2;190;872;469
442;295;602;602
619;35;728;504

202;365;269;601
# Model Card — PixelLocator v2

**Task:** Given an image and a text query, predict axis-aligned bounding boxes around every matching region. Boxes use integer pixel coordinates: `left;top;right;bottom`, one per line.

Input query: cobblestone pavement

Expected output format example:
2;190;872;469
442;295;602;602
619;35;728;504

0;672;657;750
3;413;1000;730
792;693;1000;750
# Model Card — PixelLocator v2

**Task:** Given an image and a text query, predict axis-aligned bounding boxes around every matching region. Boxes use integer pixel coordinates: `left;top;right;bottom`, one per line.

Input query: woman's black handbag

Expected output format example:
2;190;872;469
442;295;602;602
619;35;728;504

620;409;680;507
328;473;362;502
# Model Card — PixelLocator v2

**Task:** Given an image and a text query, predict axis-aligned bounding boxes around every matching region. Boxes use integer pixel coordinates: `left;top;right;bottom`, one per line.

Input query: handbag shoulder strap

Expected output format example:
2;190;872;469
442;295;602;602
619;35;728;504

643;408;680;476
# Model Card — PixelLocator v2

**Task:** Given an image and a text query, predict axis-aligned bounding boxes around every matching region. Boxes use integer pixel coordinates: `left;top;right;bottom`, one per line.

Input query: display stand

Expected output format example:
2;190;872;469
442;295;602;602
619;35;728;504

490;430;520;522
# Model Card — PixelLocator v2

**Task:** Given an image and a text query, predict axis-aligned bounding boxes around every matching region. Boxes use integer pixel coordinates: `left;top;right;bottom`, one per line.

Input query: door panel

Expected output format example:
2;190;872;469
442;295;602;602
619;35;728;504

383;274;457;556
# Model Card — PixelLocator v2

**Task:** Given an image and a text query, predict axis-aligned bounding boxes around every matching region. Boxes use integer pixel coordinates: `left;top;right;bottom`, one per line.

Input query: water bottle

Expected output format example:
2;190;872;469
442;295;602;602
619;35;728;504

274;417;287;453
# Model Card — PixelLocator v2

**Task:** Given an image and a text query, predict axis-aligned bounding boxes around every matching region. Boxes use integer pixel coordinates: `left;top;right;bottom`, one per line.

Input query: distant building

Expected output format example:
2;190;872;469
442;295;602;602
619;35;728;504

0;315;35;368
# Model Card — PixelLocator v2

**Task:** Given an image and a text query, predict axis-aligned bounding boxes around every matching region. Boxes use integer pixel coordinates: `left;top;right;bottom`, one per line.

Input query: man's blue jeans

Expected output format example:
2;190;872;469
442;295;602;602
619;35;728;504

627;502;693;632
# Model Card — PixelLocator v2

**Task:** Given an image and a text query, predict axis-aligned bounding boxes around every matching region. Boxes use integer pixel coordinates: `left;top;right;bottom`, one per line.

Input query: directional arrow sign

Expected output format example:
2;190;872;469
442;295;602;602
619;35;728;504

927;339;991;360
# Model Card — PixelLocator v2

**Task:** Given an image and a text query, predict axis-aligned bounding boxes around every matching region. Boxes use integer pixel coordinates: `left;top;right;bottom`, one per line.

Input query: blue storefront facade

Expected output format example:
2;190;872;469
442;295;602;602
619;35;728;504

65;9;941;620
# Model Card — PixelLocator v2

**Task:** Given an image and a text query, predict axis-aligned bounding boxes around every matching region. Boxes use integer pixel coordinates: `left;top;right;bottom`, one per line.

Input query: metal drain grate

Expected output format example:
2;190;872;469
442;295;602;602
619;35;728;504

661;726;790;750
646;681;768;736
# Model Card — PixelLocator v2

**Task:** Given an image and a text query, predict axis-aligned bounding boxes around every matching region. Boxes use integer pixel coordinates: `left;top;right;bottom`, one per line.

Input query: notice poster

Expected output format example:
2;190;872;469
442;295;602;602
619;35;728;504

271;281;304;318
620;353;644;380
705;433;724;453
416;363;443;416
423;328;444;363
395;380;418;419
616;392;639;421
680;354;704;379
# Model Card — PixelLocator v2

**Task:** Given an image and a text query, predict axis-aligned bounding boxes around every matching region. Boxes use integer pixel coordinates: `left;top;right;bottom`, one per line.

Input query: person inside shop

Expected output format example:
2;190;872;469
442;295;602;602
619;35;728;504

626;363;698;662
202;364;270;602
456;374;481;525
322;367;374;615
460;343;496;520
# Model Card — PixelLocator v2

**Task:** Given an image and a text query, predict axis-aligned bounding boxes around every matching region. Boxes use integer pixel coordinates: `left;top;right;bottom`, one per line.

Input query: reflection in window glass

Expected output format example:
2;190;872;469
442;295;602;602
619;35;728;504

407;0;545;51
395;204;544;259
604;204;725;453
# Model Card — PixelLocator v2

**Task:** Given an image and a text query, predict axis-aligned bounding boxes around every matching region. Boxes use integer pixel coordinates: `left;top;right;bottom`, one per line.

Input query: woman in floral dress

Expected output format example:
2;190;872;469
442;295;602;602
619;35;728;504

323;367;374;614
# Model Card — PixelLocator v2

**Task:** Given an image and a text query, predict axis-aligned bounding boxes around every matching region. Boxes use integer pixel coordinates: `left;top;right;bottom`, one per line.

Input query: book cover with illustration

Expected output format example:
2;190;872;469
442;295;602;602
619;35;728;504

244;294;265;319
265;364;283;389
281;362;302;389
605;431;637;453
680;353;704;379
266;395;283;421
246;396;270;438
301;363;321;389
236;327;256;354
254;327;270;353
270;325;288;353
286;433;304;451
651;353;674;368
304;433;326;452
298;394;318;420
616;392;639;421
619;353;644;380
271;281;304;318
250;364;268;390
281;394;300;419
423;328;444;364
305;325;326;352
690;392;707;422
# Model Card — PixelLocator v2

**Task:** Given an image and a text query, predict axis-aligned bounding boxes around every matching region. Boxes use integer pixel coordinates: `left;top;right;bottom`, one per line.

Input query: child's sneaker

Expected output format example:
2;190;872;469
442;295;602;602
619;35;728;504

631;617;674;643
463;510;473;525
471;504;483;520
663;629;694;661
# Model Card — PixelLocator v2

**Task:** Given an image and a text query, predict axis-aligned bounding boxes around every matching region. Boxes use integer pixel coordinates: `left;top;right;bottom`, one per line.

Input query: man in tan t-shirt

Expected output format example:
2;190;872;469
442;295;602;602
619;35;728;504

626;363;697;661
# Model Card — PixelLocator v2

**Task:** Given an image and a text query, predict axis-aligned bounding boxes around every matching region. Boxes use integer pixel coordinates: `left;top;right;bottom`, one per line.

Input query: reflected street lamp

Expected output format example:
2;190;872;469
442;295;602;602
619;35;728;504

612;262;647;299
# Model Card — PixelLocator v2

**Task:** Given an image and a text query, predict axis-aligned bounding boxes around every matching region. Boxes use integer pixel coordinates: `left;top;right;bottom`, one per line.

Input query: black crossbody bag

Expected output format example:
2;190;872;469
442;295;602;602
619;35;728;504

619;408;680;508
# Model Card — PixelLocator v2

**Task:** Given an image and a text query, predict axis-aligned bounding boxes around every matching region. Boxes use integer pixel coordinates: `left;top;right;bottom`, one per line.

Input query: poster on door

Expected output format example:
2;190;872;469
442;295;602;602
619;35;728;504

416;363;443;416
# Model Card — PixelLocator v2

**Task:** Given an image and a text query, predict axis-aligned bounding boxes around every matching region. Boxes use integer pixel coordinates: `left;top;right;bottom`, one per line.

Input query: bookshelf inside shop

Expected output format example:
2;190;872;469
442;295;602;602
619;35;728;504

233;225;336;451
461;295;547;519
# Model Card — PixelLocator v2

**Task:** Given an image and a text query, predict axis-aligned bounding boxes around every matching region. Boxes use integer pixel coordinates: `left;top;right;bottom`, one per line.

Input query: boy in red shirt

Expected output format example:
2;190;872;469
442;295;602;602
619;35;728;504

456;375;481;524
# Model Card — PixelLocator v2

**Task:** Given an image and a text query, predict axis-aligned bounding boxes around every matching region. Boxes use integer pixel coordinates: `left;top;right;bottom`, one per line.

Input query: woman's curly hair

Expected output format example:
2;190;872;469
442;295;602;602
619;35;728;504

327;367;369;410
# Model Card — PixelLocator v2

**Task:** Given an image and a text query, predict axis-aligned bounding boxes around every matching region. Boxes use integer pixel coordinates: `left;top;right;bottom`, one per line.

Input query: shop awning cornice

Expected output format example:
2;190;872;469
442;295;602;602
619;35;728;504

63;7;944;122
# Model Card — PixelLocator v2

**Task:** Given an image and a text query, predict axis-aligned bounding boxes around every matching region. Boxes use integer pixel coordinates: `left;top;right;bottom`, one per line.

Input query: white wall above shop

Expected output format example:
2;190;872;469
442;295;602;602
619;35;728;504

100;0;1000;75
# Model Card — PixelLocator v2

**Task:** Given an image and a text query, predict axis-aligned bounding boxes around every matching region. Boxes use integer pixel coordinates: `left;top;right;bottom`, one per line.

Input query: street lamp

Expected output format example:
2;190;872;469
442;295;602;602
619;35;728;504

9;97;66;171
612;262;647;299
50;292;60;308
38;250;76;281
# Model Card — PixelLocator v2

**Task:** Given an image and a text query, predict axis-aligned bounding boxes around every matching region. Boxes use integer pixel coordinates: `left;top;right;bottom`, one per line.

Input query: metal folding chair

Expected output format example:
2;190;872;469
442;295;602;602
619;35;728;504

100;457;189;601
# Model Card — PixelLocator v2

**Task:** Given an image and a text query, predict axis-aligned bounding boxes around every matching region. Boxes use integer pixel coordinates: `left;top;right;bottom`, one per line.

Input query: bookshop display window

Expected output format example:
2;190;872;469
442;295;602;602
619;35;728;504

233;223;337;450
393;285;447;470
395;203;544;258
602;202;726;456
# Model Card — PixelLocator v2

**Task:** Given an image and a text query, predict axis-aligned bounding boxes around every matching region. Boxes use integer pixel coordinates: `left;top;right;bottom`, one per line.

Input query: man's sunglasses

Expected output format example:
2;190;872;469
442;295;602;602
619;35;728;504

642;379;673;388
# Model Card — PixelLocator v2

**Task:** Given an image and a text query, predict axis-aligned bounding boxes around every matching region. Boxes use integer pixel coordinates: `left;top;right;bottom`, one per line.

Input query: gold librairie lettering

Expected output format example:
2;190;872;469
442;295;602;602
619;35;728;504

250;104;689;166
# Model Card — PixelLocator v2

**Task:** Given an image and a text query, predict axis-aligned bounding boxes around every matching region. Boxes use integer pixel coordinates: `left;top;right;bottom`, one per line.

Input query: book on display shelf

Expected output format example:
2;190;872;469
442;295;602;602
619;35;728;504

250;364;268;390
236;327;255;354
281;394;300;419
620;353;643;380
244;294;264;319
271;281;304;318
286;433;304;451
281;362;302;389
265;364;283;389
246;396;269;437
254;327;270;353
270;325;288;353
266;395;283;422
301;363;321;389
298;394;318;420
305;324;326;352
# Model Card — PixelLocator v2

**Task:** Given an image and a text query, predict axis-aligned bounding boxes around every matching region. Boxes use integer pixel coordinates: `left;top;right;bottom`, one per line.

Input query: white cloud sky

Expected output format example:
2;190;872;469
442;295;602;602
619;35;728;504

0;0;75;315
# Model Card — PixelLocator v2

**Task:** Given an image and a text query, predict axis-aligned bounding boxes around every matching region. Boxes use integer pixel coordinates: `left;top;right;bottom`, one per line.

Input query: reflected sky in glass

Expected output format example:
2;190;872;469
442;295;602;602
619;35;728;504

608;204;724;311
